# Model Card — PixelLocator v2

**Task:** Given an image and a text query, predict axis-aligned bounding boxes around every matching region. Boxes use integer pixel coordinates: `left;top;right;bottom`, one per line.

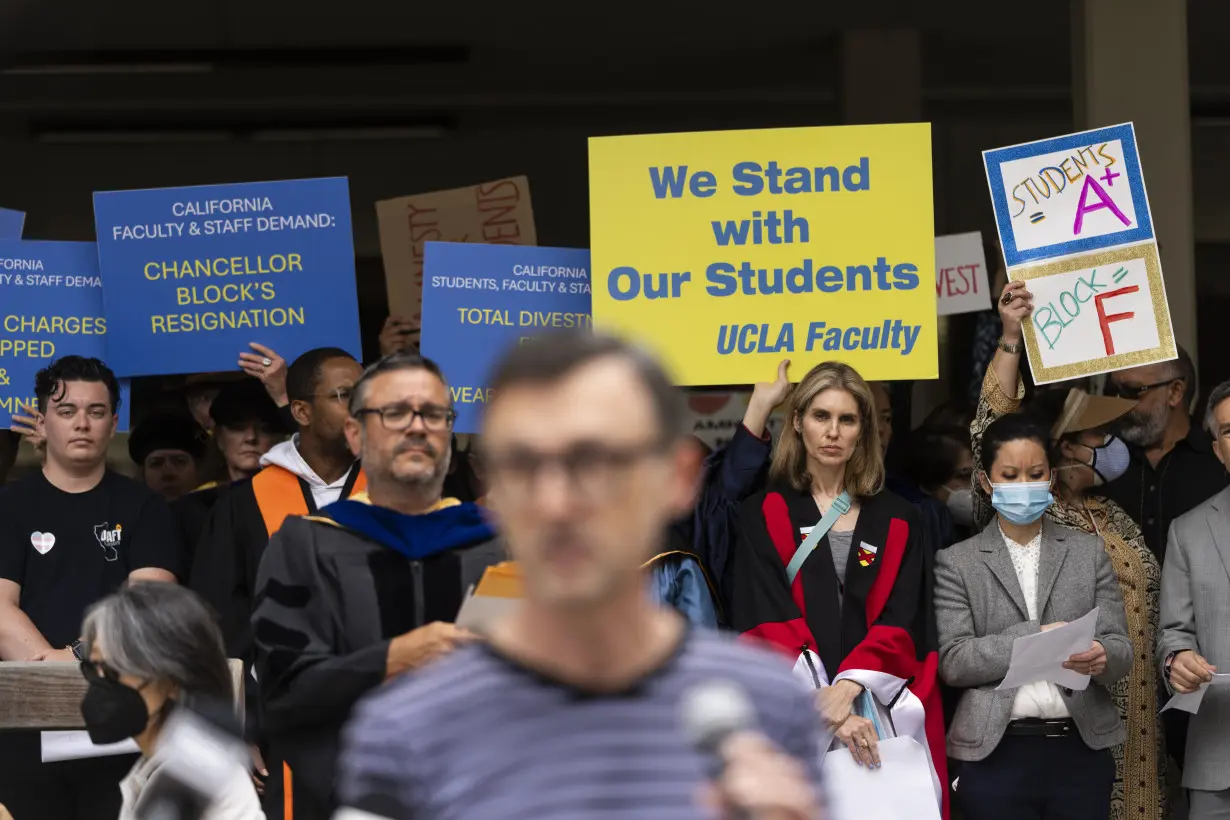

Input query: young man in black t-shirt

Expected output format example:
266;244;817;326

0;356;181;820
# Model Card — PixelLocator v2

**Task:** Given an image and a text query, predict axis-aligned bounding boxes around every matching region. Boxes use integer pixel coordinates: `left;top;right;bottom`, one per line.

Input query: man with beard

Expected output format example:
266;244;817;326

251;352;504;820
1103;346;1229;563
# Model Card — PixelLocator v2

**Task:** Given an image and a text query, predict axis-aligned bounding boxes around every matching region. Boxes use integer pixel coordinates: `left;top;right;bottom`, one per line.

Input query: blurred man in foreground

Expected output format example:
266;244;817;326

336;332;822;819
252;352;503;820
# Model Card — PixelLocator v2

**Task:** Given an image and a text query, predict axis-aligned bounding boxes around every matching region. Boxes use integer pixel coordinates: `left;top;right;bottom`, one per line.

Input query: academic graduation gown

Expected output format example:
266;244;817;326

645;529;722;628
251;495;504;820
172;482;227;582
189;462;364;820
189;463;365;660
730;484;948;818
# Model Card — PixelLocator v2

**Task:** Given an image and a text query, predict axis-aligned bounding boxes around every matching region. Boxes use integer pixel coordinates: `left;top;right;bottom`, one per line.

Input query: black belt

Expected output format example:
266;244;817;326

1005;718;1076;738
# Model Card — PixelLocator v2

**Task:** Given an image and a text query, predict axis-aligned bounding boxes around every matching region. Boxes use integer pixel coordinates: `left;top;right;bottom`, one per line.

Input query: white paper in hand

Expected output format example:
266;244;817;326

1161;673;1230;714
997;608;1100;692
822;737;942;820
453;586;518;631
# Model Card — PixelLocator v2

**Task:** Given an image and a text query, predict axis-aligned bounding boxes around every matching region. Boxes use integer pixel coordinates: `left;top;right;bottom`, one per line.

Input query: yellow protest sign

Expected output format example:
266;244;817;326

588;124;936;385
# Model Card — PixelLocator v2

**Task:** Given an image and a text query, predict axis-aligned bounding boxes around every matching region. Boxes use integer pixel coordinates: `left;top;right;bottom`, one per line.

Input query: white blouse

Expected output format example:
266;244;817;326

999;525;1071;721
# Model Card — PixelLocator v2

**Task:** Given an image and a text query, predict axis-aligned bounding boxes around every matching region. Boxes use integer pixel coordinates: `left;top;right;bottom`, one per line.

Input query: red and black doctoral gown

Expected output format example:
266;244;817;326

729;483;948;818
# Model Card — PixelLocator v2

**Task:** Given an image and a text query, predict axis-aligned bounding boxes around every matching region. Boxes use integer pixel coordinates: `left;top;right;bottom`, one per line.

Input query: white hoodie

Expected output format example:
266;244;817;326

259;435;357;509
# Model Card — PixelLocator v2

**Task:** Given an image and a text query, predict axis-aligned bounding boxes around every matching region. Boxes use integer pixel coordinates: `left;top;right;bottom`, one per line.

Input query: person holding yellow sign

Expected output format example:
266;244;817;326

729;360;945;816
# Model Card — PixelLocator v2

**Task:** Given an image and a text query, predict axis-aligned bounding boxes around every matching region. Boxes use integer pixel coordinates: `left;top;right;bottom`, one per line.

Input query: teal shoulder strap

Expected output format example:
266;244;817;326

785;491;851;585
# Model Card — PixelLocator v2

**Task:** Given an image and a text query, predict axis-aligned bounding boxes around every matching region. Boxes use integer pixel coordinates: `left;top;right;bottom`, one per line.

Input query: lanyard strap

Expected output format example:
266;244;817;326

785;491;851;585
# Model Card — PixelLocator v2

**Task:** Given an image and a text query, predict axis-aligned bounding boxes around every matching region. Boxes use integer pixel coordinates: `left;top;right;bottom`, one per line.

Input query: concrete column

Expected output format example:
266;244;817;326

1073;0;1197;361
842;31;923;125
843;31;941;429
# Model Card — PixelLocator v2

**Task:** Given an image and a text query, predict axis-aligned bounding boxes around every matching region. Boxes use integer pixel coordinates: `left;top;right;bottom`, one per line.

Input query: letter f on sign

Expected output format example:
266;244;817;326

1094;285;1140;355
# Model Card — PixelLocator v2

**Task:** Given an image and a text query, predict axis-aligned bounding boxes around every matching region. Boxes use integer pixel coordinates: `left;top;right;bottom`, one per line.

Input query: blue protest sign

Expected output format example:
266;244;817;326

420;242;591;433
0;208;25;239
92;177;363;377
0;240;131;430
984;123;1154;268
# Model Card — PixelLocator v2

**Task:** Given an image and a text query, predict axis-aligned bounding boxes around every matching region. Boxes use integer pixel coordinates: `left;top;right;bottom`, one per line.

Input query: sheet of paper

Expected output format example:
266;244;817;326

454;590;519;631
41;731;139;763
1160;673;1230;714
822;737;941;820
997;608;1099;692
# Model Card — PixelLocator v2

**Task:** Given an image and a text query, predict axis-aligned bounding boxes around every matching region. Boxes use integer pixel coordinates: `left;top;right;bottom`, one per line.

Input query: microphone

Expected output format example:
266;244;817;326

135;698;249;820
681;680;756;819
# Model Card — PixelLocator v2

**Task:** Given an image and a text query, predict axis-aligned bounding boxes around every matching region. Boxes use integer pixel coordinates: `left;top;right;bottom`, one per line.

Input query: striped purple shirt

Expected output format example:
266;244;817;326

336;628;823;819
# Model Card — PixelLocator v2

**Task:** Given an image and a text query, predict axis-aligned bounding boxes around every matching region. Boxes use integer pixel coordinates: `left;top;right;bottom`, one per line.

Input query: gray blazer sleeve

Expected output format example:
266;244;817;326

1157;519;1200;688
934;548;1040;688
1090;543;1132;686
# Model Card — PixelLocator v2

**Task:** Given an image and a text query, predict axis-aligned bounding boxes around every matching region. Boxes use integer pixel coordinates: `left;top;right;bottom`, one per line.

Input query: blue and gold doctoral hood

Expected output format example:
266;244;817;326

318;492;495;561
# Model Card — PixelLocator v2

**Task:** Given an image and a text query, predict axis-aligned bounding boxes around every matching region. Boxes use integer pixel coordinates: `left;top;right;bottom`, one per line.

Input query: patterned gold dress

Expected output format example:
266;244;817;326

971;368;1167;820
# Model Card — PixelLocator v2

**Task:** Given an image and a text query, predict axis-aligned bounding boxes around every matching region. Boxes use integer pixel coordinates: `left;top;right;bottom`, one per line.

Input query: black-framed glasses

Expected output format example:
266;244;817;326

1108;379;1179;400
354;403;456;432
482;439;664;501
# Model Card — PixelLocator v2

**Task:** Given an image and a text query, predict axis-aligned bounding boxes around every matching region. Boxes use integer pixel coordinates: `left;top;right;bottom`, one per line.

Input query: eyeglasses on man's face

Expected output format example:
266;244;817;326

354;403;456;432
1107;378;1179;401
482;439;663;502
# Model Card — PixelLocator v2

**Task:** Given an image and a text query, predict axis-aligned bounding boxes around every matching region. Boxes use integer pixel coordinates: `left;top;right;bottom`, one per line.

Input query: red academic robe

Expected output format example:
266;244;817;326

729;484;948;819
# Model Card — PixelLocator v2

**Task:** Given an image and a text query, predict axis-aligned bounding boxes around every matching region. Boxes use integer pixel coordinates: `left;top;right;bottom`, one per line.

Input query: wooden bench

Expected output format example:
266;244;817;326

0;660;246;730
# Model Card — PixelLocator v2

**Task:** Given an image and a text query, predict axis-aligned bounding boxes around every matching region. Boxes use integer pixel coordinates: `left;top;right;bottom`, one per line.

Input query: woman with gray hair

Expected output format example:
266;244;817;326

78;582;264;820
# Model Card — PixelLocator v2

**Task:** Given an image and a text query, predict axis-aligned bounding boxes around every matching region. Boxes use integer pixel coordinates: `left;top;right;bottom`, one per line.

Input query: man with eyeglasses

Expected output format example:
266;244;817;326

335;332;822;820
189;346;366;819
252;352;504;820
1102;346;1229;564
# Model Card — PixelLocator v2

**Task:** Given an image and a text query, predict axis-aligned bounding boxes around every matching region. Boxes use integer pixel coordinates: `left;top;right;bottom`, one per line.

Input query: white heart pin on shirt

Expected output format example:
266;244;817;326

30;532;55;555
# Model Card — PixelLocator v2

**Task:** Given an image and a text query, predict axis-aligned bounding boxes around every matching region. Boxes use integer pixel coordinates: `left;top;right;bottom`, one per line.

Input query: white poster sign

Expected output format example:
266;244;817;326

935;232;990;316
983;123;1175;383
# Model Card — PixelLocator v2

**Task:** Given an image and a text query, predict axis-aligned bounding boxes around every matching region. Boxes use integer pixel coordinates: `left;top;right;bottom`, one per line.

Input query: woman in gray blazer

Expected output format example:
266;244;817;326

935;412;1132;820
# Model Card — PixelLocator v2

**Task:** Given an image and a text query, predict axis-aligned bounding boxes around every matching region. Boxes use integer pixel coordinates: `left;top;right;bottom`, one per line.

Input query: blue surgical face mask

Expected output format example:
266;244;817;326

989;480;1054;525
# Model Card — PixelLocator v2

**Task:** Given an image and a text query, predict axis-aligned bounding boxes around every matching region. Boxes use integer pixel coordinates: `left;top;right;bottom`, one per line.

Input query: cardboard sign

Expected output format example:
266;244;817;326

983;123;1174;384
0;240;131;429
0;208;24;239
92;177;363;377
1012;244;1172;378
934;232;990;316
376;177;537;332
589;124;936;385
420;242;590;433
985;124;1153;268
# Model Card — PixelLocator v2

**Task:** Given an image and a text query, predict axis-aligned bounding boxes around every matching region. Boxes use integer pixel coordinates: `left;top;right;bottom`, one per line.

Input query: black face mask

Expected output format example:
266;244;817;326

81;676;150;745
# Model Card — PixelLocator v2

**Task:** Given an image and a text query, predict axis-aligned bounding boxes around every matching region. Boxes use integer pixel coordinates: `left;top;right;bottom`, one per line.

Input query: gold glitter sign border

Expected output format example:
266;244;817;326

1009;242;1175;385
